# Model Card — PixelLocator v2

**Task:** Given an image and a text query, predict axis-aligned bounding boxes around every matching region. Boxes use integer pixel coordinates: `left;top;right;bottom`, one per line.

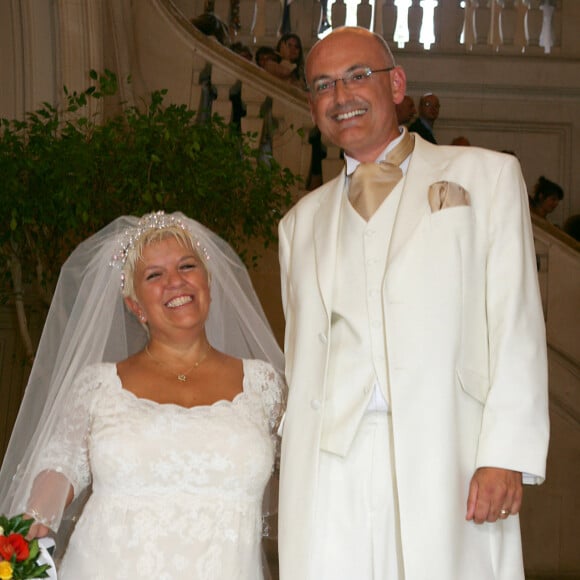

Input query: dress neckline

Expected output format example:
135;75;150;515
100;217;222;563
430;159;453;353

111;359;249;411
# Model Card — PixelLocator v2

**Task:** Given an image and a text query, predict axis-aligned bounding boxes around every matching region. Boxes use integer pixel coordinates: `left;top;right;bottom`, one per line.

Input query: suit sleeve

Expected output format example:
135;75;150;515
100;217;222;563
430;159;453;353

475;155;549;483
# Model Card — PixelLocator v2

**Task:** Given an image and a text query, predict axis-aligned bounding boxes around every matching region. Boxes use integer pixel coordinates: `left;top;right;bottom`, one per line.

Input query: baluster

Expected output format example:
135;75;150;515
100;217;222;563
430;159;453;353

382;0;397;42
461;0;478;51
314;0;332;35
196;63;217;124
393;0;412;48
259;96;277;166
290;0;313;43
252;0;266;41
408;0;423;47
488;0;503;51
500;0;517;47
373;0;384;35
474;0;491;47
332;0;347;29
237;0;255;40
526;0;542;47
229;79;246;135
312;0;322;35
513;0;530;53
539;0;554;54
436;0;464;51
229;0;242;36
357;0;373;30
418;0;438;50
266;0;284;37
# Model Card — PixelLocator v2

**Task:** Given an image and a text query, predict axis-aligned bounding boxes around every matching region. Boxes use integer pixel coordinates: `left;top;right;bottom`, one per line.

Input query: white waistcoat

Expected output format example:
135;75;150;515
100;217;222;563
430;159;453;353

321;179;403;456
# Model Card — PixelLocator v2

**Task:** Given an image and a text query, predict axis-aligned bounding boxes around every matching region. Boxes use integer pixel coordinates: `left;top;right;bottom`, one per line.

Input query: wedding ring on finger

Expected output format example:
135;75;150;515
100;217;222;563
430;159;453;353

499;509;510;518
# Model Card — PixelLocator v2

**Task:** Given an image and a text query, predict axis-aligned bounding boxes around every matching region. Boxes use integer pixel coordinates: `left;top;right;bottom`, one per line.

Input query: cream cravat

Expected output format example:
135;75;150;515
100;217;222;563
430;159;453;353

348;128;415;221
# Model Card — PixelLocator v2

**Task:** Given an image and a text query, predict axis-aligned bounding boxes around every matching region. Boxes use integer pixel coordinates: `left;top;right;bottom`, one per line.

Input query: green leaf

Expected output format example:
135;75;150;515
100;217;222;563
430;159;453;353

27;538;40;561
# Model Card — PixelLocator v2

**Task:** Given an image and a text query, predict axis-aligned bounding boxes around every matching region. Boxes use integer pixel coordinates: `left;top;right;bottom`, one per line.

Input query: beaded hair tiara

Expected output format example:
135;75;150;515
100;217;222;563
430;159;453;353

109;211;210;287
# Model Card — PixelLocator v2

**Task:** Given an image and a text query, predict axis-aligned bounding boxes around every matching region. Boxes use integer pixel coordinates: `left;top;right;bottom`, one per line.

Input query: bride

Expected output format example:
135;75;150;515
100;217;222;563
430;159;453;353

0;211;285;579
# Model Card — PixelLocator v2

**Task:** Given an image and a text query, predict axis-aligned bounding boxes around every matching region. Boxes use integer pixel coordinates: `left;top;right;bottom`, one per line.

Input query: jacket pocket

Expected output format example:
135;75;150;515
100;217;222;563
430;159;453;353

457;366;490;405
429;205;472;231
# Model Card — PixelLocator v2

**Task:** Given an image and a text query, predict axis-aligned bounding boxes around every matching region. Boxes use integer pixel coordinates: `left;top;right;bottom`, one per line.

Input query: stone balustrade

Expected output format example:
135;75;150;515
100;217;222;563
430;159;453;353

173;0;575;58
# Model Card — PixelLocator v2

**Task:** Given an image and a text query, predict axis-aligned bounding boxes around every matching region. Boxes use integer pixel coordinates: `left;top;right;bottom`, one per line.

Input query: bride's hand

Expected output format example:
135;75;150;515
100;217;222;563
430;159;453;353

24;515;51;540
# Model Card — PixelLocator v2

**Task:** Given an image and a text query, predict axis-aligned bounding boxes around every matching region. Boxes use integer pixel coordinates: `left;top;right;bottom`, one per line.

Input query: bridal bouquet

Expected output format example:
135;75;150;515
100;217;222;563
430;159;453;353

0;514;52;579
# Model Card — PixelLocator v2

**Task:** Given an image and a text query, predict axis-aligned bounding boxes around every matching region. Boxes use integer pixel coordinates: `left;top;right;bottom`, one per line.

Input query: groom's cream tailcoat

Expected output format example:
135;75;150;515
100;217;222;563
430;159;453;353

277;136;549;580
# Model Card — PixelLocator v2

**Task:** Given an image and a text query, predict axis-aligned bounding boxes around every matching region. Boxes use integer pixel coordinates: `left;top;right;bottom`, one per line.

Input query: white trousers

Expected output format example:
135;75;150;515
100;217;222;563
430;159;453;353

311;412;403;580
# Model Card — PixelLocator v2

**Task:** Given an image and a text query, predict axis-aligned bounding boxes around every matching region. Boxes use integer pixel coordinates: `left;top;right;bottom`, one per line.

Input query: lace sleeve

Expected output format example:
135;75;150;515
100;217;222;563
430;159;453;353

25;364;101;530
248;359;287;540
255;360;287;436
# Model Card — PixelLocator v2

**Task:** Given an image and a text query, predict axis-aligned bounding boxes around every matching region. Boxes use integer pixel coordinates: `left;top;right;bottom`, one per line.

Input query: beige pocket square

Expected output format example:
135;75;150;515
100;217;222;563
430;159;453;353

428;181;470;212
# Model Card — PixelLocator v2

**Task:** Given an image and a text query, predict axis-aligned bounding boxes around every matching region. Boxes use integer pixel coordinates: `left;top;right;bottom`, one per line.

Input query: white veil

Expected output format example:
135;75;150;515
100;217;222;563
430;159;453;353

0;211;284;548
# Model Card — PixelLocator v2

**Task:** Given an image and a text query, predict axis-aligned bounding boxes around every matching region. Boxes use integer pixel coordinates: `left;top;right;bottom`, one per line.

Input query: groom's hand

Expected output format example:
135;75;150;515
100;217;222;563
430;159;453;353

465;467;522;524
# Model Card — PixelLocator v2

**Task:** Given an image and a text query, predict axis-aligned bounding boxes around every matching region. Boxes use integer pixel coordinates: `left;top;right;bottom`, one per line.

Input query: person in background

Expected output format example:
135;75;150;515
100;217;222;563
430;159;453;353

0;212;285;580
190;11;231;46
408;92;440;143
277;26;548;580
451;135;471;146
231;41;253;61
255;46;278;70
529;175;564;221
258;34;306;89
275;33;306;89
395;94;416;126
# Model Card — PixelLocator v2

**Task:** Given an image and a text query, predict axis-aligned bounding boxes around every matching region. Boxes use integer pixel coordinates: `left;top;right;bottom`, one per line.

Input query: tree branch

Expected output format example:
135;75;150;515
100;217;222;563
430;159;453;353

7;243;35;363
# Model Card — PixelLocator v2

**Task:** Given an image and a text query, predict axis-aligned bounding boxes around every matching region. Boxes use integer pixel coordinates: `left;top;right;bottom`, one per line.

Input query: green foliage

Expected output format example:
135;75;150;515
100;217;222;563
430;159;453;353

0;69;297;300
0;513;32;536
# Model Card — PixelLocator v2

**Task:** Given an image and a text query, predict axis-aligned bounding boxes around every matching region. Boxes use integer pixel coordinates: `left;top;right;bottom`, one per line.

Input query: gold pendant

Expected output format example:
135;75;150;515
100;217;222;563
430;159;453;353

177;374;187;382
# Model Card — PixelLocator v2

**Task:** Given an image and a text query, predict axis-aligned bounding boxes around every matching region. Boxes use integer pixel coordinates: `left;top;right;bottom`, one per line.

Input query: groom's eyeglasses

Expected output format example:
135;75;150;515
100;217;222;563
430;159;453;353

308;66;395;98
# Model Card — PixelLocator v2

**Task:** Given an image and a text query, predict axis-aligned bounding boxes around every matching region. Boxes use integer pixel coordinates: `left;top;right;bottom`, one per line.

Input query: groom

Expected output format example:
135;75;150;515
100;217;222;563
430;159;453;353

277;26;549;580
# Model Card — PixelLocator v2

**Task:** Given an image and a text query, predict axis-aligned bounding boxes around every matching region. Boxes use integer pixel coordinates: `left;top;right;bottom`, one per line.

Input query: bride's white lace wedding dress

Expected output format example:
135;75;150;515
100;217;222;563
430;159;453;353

38;359;284;580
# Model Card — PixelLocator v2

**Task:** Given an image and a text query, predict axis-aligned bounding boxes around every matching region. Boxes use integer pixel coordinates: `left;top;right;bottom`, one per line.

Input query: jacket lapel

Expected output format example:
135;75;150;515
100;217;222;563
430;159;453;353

313;169;346;318
388;136;451;266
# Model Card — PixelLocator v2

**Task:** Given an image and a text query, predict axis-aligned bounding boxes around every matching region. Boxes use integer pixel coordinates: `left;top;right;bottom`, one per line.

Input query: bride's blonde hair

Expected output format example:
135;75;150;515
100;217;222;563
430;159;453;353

121;225;208;301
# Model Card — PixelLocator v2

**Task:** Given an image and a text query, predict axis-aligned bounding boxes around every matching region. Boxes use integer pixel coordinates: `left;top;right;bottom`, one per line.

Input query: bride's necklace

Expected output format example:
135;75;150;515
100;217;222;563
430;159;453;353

145;342;212;382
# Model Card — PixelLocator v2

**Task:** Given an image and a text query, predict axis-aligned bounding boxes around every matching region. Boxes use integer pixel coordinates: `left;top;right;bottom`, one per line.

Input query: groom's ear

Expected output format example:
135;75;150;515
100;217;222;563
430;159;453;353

390;67;407;105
